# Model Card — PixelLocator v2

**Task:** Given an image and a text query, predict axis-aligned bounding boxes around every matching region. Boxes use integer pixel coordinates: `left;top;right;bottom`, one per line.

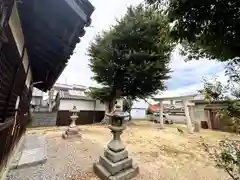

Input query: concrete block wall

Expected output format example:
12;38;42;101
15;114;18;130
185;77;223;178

31;112;57;127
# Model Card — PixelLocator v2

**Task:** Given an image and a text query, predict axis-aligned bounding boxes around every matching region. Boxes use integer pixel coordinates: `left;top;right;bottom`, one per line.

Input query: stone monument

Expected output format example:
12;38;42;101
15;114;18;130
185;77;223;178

93;105;139;180
62;106;81;139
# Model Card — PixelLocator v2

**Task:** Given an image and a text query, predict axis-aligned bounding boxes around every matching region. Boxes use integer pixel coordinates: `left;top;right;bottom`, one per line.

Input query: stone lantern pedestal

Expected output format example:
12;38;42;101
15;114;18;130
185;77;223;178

93;106;139;180
62;106;81;139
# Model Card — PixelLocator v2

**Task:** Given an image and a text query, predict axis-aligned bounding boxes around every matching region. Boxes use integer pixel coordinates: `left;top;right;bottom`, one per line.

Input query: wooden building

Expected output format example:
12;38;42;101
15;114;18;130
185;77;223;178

0;0;94;174
190;100;229;130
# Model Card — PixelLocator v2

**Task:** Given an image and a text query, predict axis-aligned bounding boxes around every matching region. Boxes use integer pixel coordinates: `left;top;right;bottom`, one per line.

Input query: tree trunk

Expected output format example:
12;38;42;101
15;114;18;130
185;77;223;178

128;110;132;121
100;114;110;124
100;89;121;124
100;99;115;124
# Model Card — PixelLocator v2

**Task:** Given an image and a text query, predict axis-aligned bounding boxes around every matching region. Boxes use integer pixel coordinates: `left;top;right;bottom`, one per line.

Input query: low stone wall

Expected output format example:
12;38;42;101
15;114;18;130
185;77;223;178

31;112;57;127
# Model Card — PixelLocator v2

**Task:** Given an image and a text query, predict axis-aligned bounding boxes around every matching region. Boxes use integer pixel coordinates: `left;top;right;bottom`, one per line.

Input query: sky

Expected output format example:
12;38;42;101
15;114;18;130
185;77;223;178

57;0;227;107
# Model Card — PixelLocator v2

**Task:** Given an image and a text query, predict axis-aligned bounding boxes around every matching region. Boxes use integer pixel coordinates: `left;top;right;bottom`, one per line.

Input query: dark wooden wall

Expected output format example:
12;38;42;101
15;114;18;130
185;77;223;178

56;110;105;126
0;25;32;172
209;110;221;130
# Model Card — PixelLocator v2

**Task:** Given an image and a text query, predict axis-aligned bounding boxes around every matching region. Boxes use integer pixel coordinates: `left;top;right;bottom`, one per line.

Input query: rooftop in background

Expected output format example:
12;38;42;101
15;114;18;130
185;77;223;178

58;90;93;101
54;83;87;91
32;87;44;97
154;93;203;101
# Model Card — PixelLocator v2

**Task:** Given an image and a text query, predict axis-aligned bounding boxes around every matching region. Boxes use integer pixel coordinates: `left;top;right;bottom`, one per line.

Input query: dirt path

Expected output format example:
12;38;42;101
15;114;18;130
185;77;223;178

7;121;235;180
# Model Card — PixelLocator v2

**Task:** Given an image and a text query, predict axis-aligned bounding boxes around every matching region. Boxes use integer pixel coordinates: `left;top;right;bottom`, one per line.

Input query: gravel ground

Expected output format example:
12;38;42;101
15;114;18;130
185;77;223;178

6;121;236;180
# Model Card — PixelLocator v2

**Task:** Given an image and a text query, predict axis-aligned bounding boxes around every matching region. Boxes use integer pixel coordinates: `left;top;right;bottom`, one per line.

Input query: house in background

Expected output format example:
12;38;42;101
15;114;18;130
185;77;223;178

49;83;87;111
130;99;148;119
32;83;139;126
189;100;229;130
31;87;44;111
52;83;106;125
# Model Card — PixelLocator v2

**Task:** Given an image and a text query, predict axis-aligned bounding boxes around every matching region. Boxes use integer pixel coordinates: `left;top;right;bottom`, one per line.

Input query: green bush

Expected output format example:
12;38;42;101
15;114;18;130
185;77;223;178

212;139;240;180
218;100;240;134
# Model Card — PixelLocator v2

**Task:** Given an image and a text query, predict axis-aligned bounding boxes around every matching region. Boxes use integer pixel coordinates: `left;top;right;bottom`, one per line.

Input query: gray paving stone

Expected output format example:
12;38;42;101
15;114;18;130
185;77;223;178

9;135;47;170
24;136;46;150
17;147;47;169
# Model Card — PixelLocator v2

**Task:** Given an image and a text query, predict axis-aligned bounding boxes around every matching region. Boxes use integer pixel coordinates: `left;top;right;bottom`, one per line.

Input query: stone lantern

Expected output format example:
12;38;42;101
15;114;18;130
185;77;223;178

93;104;139;180
62;106;81;139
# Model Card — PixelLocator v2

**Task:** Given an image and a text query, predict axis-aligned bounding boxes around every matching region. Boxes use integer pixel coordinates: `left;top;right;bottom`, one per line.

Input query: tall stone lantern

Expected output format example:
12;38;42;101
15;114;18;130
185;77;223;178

93;105;139;180
62;106;81;139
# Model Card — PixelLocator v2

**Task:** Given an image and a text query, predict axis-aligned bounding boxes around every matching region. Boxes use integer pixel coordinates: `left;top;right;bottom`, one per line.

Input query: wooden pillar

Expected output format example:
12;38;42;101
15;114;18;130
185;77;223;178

183;100;193;133
159;100;164;129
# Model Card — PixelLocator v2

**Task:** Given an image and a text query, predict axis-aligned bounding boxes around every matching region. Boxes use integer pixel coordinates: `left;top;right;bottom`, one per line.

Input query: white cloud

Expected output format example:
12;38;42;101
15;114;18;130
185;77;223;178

156;68;228;99
166;48;226;89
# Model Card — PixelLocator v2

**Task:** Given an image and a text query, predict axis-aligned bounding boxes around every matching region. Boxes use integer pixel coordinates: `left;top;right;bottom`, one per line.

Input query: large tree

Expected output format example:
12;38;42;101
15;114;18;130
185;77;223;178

87;87;119;123
146;0;240;62
88;5;174;123
198;77;227;102
87;86;115;111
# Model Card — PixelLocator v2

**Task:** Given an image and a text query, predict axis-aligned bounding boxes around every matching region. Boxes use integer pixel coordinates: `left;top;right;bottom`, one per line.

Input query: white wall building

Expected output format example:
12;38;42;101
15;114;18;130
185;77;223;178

51;84;106;125
130;99;148;120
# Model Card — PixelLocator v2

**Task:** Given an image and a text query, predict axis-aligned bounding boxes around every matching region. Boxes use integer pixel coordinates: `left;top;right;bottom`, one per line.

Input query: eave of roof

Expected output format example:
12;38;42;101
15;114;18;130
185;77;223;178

17;0;94;91
60;96;94;101
54;83;87;91
59;90;94;101
154;94;198;101
191;100;230;105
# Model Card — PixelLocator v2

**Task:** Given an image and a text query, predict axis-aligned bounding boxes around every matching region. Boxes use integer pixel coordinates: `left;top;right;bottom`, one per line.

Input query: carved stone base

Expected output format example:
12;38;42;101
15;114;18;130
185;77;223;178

104;149;128;163
93;162;139;180
62;126;81;139
93;149;139;180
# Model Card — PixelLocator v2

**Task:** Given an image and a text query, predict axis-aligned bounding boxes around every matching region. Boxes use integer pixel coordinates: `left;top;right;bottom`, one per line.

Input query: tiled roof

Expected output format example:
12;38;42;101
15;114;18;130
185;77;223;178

54;83;87;90
59;90;94;101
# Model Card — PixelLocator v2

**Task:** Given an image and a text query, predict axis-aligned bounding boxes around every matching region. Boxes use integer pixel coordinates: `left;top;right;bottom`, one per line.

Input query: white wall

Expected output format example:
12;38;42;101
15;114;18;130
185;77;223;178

95;100;105;111
9;2;24;56
9;2;32;88
190;104;208;122
59;99;94;111
59;99;106;111
32;88;44;97
31;97;42;106
25;69;32;88
131;109;146;119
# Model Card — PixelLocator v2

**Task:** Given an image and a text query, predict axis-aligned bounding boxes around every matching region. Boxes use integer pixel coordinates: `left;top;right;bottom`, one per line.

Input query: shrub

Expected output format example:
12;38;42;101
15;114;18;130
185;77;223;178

217;100;240;134
207;139;240;180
